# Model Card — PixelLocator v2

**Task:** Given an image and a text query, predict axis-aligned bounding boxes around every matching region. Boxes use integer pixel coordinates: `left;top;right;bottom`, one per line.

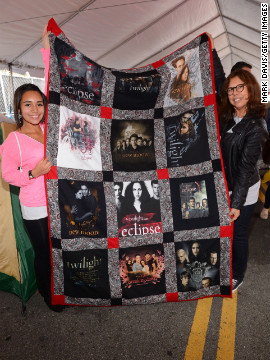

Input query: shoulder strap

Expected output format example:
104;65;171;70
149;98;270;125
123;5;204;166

13;132;23;172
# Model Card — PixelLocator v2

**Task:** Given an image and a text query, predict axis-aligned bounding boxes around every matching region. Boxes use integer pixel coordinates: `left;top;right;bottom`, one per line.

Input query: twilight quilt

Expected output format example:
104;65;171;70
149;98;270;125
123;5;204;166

45;18;233;306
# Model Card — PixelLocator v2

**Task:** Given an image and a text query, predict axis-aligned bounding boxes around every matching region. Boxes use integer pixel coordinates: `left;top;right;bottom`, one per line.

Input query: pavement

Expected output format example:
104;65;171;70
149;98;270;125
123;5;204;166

0;201;269;360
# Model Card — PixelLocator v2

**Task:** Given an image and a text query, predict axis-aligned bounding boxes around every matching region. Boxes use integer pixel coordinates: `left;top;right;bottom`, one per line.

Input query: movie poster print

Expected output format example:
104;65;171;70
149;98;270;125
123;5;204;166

55;37;104;105
111;119;156;171
114;180;162;238
164;47;203;107
119;244;166;298
57;106;102;170
59;180;107;239
112;70;161;110
62;249;110;298
170;174;220;231
165;108;210;167
175;239;220;291
180;180;209;220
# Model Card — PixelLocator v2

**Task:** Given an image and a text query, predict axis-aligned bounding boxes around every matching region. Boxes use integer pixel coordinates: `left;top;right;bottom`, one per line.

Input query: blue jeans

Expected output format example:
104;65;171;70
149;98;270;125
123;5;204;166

232;203;255;281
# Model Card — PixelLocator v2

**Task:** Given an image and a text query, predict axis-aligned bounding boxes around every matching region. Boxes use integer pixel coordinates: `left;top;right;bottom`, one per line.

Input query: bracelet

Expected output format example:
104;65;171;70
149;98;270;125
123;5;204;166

28;170;34;179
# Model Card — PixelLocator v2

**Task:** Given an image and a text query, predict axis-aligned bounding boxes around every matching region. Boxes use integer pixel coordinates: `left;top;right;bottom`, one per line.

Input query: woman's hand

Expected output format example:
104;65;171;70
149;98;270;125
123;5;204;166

42;24;51;49
229;208;240;222
206;32;215;49
32;157;51;178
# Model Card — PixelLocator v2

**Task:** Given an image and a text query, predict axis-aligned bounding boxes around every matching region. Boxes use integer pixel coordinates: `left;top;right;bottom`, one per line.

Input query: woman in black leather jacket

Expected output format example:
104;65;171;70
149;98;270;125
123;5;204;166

219;69;268;292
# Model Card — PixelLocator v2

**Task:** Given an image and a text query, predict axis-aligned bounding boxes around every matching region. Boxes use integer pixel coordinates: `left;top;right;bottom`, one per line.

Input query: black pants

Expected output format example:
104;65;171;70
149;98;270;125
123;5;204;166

23;217;51;304
264;184;270;209
232;203;255;282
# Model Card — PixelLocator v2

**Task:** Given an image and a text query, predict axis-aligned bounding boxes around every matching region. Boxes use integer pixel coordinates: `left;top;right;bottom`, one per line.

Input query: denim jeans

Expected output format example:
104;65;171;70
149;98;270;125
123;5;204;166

232;203;255;281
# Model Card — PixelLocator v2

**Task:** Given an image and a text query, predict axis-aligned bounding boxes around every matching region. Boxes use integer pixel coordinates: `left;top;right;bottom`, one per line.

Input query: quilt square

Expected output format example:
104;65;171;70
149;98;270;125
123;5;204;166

175;238;220;292
55;37;104;105
164;107;211;167
170;174;219;231
58;180;107;239
57;106;102;170
119;244;166;299
114;180;162;238
111;119;156;171
62;249;110;299
112;70;161;110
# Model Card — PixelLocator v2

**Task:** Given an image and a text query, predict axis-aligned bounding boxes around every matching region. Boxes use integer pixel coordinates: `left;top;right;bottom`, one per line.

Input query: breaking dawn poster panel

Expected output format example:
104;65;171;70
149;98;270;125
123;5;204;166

114;180;162;238
119;244;166;298
58;180;107;239
111;119;156;171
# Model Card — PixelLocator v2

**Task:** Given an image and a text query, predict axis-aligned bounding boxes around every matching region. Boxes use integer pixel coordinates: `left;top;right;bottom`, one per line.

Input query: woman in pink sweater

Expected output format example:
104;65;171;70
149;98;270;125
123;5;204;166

0;83;63;311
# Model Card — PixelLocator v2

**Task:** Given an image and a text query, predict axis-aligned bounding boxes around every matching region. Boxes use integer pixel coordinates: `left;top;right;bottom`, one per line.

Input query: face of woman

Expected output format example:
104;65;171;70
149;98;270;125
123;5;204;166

192;243;200;256
180;122;189;135
19;91;44;126
227;76;249;115
181;67;189;82
75;190;83;199
133;183;142;200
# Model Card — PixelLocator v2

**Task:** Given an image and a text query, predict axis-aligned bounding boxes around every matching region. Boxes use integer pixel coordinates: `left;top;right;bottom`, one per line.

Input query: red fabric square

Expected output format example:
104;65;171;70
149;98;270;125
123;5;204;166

220;225;233;238
152;59;165;69
46;166;58;179
166;292;179;302
108;237;119;249
157;168;169;179
51;295;65;305
101;106;112;119
204;94;216;107
48;18;62;37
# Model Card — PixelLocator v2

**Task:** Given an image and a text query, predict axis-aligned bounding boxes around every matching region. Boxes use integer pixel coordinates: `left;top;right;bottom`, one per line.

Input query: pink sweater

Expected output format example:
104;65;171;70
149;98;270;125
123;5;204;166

0;131;46;207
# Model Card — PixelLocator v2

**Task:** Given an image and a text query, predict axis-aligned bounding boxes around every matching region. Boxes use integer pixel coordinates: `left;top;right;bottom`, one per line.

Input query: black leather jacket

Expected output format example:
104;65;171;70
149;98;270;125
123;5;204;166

220;115;268;209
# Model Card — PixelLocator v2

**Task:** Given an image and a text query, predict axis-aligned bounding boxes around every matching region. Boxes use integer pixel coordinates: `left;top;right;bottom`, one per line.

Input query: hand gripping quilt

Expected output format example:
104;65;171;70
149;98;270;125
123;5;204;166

45;18;233;306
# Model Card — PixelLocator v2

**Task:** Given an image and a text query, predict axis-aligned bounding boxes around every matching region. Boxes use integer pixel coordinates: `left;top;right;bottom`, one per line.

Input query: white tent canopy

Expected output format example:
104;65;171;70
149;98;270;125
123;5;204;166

0;0;269;83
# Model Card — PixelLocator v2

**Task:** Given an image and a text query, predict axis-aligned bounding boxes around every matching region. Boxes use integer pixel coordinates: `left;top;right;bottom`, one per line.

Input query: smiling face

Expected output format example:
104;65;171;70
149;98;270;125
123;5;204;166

19;91;44;127
227;76;249;116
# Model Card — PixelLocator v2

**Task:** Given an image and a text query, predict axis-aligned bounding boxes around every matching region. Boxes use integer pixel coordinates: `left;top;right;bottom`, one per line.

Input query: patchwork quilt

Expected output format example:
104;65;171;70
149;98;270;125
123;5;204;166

45;18;233;306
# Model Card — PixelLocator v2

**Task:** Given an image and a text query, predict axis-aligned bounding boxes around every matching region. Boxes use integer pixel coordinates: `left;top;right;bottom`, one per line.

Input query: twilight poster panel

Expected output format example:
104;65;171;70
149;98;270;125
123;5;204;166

55;37;104;105
112;70;161;110
164;47;203;107
165;108;210;167
114;180;162;238
170;174;219;231
111;119;156;171
175;239;220;291
57;106;102;170
59;180;107;239
119;244;166;298
62;249;110;298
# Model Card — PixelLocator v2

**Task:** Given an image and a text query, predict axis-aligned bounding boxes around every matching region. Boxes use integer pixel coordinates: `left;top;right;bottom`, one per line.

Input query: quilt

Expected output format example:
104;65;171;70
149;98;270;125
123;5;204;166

45;18;233;306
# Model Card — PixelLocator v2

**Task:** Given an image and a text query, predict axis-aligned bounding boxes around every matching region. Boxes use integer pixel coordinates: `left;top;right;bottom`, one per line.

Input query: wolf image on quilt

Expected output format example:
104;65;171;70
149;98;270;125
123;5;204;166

45;18;233;306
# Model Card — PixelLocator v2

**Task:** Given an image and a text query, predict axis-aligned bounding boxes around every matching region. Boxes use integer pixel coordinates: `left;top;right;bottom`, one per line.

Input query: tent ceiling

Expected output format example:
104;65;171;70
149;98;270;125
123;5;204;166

0;0;269;84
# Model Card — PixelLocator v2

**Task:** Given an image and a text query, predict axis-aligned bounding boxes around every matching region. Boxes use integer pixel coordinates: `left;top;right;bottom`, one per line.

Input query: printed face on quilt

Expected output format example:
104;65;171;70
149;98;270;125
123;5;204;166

55;38;104;105
57;106;102;170
62;249;110;298
164;108;210;167
112;70;161;110
119;244;166;298
58;180;107;239
175;239;220;291
111;119;156;171
115;181;162;238
164;47;203;107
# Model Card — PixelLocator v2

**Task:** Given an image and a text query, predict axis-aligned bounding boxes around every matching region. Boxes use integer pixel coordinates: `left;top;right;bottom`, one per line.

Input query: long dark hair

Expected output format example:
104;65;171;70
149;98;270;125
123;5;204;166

124;181;150;203
14;83;47;129
219;69;266;122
